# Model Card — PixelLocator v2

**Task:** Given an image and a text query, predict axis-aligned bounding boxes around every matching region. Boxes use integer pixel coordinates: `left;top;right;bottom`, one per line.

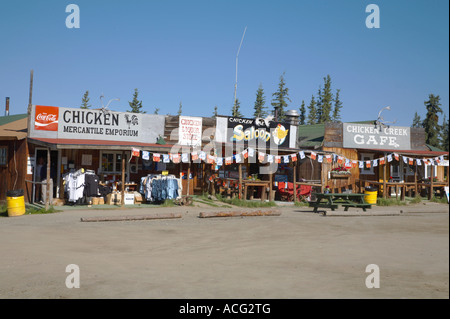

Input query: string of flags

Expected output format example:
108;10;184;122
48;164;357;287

131;147;446;168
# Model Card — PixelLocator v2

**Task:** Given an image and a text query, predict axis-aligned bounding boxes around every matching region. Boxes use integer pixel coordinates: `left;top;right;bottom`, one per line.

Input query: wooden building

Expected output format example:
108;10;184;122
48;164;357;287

297;121;449;199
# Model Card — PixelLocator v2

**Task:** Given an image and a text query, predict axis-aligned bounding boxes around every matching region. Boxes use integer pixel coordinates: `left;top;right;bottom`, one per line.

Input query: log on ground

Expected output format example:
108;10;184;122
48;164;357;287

198;210;281;218
80;213;182;222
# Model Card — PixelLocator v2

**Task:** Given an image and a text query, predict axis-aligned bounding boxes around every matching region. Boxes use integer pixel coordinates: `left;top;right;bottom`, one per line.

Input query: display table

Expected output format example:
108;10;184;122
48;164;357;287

243;180;270;201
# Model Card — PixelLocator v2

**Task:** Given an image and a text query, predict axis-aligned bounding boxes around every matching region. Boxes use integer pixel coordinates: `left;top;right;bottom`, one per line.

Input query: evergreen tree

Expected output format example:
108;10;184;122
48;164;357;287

153;107;160;115
299;100;306;125
213;105;218;119
422;94;442;147
128;88;146;113
439;115;449;151
81;90;91;109
332;89;343;122
232;98;243;118
319;75;333;123
271;73;291;121
315;87;322;123
307;95;318;125
253;84;267;118
412;111;422;128
177;101;182;116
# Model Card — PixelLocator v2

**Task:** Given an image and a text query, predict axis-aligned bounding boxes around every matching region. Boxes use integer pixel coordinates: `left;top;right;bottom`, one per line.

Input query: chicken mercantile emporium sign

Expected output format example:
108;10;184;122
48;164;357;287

343;123;411;150
29;105;165;144
215;116;297;149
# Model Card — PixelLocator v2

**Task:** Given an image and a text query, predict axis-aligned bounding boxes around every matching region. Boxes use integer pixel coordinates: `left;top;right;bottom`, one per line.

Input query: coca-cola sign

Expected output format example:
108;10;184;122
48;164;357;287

34;105;59;131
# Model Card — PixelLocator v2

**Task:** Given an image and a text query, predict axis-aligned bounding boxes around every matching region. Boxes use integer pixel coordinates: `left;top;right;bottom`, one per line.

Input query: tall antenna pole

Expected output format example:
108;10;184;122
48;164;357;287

233;26;247;116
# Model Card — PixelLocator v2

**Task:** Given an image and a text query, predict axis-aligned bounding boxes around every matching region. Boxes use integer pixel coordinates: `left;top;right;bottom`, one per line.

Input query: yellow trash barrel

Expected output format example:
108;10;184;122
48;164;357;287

6;189;26;217
364;187;378;205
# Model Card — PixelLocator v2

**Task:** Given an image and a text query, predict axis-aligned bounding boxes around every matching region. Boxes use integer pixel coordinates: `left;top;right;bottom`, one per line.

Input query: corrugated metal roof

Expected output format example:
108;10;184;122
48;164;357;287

0;114;28;140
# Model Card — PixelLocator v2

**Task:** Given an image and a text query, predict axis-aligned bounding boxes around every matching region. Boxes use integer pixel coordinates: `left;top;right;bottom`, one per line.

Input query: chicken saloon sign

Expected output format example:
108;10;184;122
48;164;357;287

216;116;294;149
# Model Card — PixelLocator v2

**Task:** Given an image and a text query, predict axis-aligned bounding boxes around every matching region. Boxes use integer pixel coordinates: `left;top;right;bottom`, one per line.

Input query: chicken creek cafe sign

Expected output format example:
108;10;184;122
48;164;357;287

343;123;411;150
29;105;165;143
215;116;296;149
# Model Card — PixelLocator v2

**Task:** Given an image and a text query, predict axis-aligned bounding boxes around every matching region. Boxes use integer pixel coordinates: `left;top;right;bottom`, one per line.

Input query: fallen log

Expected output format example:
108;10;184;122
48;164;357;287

80;213;182;222
198;210;281;218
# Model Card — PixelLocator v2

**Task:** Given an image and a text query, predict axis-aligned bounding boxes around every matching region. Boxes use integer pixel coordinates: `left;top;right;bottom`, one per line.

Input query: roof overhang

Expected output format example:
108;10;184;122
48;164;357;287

28;137;175;152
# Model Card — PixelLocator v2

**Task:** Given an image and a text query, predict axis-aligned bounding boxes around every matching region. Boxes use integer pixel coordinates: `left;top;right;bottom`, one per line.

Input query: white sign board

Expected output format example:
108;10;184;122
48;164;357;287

343;123;411;150
179;116;202;146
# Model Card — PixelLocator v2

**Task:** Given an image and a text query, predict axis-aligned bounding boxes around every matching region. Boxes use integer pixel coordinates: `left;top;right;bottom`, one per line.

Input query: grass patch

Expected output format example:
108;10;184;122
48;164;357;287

409;196;422;204
430;196;449;204
216;194;277;208
159;199;176;207
376;198;407;206
0;203;59;217
294;201;310;207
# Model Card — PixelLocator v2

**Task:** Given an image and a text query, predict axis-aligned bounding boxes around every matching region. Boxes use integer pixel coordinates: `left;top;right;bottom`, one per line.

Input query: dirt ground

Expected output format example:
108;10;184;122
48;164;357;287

0;202;448;299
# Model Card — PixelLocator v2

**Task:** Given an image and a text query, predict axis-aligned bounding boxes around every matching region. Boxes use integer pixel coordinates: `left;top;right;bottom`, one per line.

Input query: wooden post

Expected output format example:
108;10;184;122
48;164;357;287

293;163;297;203
121;151;125;207
269;170;273;201
429;164;434;200
202;163;206;194
45;148;50;210
238;163;242;199
187;162;191;197
28;69;33;107
383;153;387;199
414;166;418;197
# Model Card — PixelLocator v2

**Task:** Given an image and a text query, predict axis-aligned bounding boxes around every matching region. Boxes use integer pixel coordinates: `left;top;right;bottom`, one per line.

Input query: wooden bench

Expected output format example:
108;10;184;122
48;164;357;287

309;202;339;212
341;203;372;211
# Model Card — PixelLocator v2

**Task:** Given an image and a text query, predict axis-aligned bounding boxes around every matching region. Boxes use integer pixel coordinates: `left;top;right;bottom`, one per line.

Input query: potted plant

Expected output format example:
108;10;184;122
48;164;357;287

330;166;352;178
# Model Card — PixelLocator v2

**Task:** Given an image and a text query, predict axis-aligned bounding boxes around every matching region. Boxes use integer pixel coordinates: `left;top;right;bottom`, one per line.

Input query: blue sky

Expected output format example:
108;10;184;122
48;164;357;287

0;0;448;126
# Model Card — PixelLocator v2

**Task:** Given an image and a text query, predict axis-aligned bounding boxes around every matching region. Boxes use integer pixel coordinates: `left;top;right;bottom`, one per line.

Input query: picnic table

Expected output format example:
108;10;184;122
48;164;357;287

309;193;372;213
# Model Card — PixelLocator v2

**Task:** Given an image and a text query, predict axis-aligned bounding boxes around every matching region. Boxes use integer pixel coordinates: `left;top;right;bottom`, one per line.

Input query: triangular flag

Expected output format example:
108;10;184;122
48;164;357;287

394;153;399;161
299;151;305;159
225;157;232;165
275;156;281;164
291;153;297;162
242;149;249;159
267;155;274;163
373;159;378;167
153;153;161;162
310;152;316;160
352;160;358;168
416;159;422;166
191;152;199;161
283;155;290;163
366;160;371;168
359;161;364;168
318;155;323;163
163;154;170;163
181;153;189;163
248;148;255;157
235;154;242;163
387;154;393;162
326;155;332;163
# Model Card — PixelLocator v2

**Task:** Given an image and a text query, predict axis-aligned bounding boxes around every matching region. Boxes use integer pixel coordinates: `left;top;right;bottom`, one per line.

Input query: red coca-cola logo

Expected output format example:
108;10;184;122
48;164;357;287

35;106;59;131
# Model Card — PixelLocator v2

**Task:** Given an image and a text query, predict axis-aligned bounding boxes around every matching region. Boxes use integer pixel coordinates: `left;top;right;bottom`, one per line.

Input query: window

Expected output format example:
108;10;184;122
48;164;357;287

425;163;438;179
100;151;128;174
0;147;7;166
360;153;374;175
